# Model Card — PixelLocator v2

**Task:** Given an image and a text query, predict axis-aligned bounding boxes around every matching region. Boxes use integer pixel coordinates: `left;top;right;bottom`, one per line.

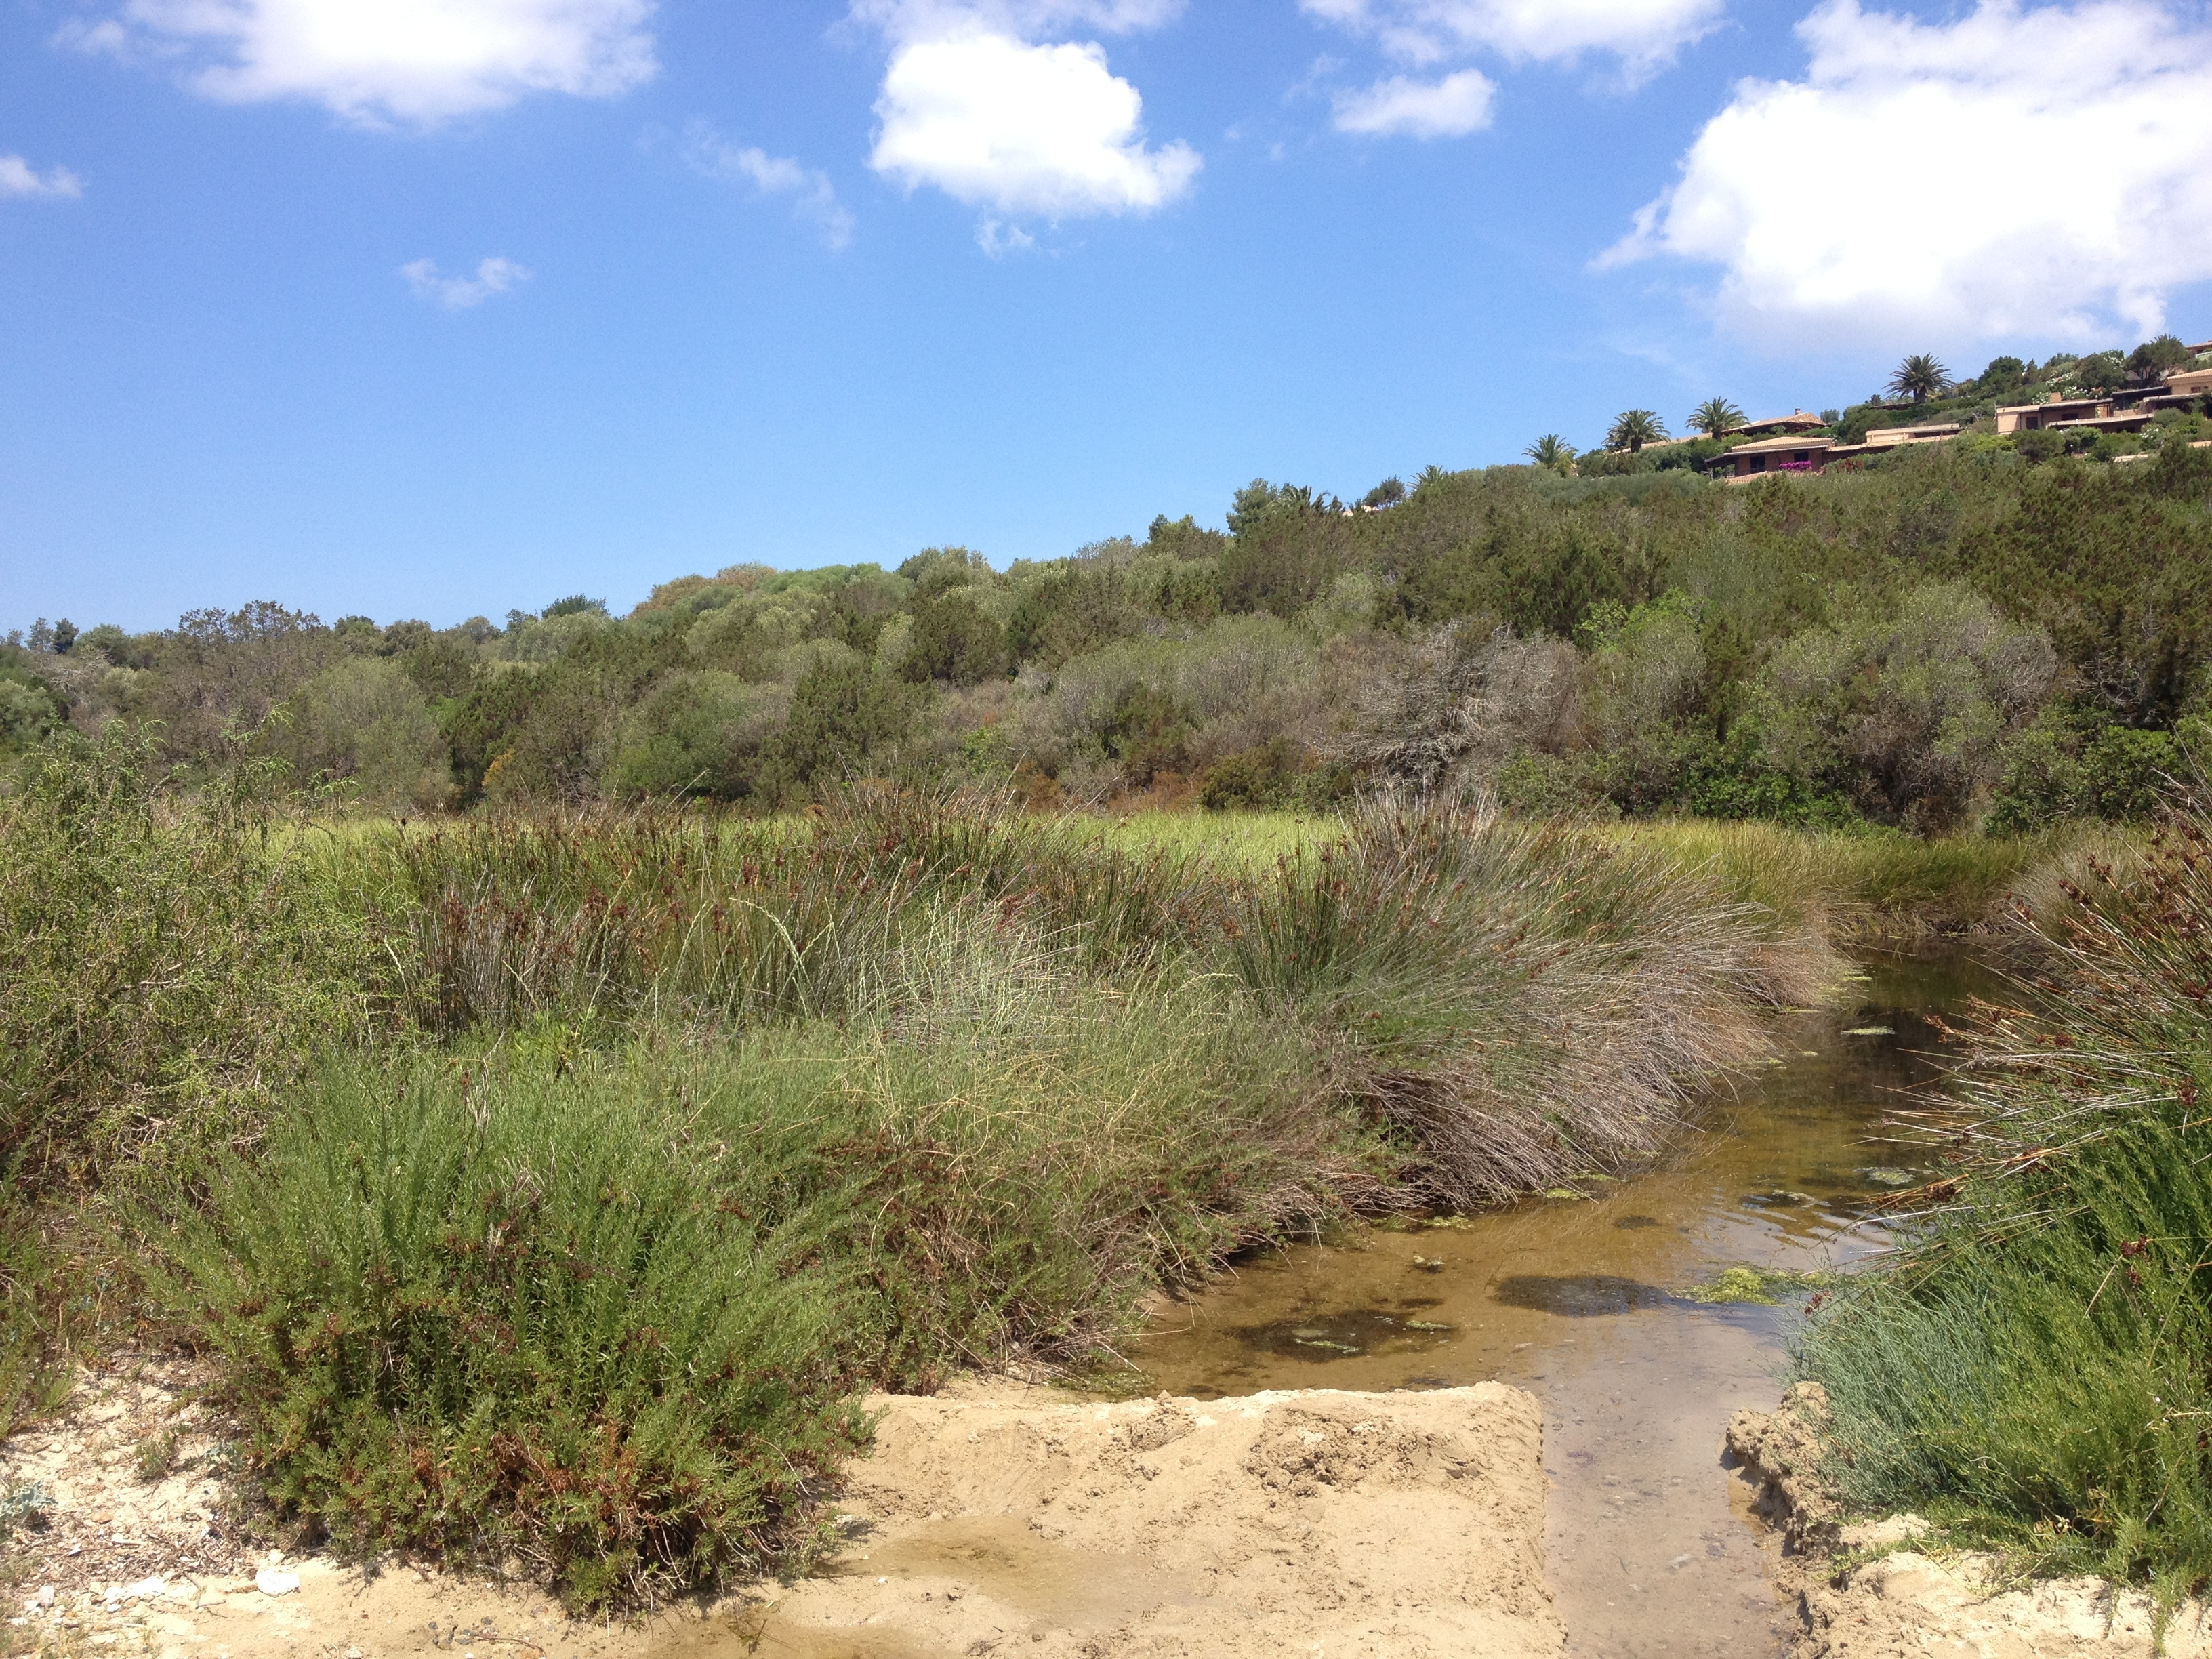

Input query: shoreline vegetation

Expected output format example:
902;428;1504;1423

1797;800;2212;1612
0;721;2165;1612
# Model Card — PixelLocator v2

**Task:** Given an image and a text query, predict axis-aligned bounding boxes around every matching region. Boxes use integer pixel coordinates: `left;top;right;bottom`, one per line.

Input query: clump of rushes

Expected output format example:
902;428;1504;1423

1215;797;1831;1204
1799;804;2212;1605
357;785;1197;1036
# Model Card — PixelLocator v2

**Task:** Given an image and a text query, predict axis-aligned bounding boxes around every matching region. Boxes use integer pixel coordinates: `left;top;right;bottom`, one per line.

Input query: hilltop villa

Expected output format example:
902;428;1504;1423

1722;344;2212;482
1732;409;1827;438
1724;422;1963;482
1995;355;2212;439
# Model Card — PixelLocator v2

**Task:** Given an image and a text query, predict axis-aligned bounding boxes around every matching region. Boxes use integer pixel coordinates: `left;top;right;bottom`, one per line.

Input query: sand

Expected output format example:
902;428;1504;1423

5;1368;1560;1659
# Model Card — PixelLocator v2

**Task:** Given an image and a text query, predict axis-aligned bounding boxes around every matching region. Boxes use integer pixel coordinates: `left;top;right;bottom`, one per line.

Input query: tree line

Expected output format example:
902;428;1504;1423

6;435;2212;834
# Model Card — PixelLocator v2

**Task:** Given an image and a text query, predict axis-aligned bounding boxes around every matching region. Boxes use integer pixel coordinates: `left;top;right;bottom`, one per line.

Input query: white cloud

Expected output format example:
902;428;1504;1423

401;255;531;309
975;218;1037;256
1333;68;1495;136
1602;0;2212;344
684;123;855;251
0;155;83;199
853;1;1182;39
869;29;1199;217
70;0;656;125
1304;0;1723;78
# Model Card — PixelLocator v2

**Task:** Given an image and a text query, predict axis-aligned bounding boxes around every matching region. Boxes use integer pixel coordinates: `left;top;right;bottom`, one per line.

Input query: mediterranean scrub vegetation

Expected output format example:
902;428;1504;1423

1;728;1830;1605
11;416;2212;835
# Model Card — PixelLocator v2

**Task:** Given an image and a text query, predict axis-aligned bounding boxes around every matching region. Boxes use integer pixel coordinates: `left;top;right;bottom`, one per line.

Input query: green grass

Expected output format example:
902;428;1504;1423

1085;808;1334;870
1612;819;2127;939
1797;810;2212;1603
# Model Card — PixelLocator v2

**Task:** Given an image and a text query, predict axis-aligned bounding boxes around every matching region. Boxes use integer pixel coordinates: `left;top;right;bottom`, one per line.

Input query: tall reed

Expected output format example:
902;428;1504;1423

1799;807;2212;1600
1213;798;1828;1204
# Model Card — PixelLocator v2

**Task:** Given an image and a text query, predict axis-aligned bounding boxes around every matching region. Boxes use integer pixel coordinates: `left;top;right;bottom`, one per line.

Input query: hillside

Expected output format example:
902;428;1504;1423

7;432;2212;836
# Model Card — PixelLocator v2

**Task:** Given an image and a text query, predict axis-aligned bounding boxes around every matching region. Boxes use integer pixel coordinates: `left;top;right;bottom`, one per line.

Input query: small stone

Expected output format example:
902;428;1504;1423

255;1570;301;1597
126;1579;167;1602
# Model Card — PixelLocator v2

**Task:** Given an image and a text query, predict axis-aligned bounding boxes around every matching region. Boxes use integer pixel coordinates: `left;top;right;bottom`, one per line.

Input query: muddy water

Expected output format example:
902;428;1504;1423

1132;949;2001;1657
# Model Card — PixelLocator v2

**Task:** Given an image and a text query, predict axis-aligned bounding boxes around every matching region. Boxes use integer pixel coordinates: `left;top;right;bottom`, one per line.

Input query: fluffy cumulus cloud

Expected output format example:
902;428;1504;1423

869;28;1198;217
684;123;855;250
67;0;657;125
0;155;83;198
1304;0;1724;79
400;255;531;310
1332;68;1495;136
1604;0;2212;344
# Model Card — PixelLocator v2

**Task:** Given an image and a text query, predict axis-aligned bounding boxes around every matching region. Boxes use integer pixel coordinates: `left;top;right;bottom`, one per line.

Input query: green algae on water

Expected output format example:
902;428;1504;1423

1681;1265;1840;1306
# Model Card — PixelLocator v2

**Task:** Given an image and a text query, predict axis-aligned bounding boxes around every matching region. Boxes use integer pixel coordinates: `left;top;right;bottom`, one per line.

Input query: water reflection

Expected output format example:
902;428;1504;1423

1135;947;2002;1658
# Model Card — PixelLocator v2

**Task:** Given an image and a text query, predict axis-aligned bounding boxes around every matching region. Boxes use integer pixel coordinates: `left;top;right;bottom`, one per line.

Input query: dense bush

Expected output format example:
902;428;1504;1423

0;726;373;1189
145;1054;868;1606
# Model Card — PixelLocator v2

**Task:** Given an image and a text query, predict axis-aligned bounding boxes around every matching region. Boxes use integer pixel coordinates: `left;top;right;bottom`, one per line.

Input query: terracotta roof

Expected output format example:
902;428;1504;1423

1736;411;1826;434
1864;423;1962;446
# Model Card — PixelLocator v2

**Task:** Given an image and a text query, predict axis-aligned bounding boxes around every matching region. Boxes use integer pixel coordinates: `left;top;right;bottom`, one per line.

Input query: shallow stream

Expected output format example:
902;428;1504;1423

1131;948;2002;1656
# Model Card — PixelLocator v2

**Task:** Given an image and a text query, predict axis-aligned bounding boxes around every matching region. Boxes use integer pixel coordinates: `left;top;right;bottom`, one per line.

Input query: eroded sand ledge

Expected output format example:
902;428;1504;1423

7;1375;1561;1659
1730;1385;2212;1658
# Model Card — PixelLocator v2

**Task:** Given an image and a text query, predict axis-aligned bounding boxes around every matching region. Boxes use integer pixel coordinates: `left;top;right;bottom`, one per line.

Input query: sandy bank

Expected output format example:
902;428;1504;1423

6;1366;1559;1659
1729;1385;2212;1658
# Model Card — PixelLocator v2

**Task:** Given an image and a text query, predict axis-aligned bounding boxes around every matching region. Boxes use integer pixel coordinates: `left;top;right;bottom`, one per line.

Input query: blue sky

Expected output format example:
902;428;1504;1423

4;0;2210;632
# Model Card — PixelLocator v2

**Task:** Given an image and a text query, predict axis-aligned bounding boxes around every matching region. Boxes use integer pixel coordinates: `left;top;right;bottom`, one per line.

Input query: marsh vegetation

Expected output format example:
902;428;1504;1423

1;734;1861;1604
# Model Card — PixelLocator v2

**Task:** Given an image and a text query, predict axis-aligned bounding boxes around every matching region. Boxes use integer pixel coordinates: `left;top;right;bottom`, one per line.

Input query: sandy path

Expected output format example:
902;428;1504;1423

7;1374;1559;1659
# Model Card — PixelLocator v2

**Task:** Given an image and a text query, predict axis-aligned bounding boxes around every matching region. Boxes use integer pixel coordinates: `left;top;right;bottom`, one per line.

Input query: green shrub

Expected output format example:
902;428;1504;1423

0;726;373;1188
1200;741;1296;810
142;1054;867;1607
0;1205;84;1439
1989;718;2183;832
602;672;783;802
900;594;1008;687
769;653;914;788
277;657;448;811
1676;728;1859;829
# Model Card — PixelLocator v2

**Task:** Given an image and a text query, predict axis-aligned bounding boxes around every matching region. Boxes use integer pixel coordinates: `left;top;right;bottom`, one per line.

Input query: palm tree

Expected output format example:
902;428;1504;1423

1523;434;1576;470
1885;354;1950;405
1689;397;1746;437
1606;409;1668;453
